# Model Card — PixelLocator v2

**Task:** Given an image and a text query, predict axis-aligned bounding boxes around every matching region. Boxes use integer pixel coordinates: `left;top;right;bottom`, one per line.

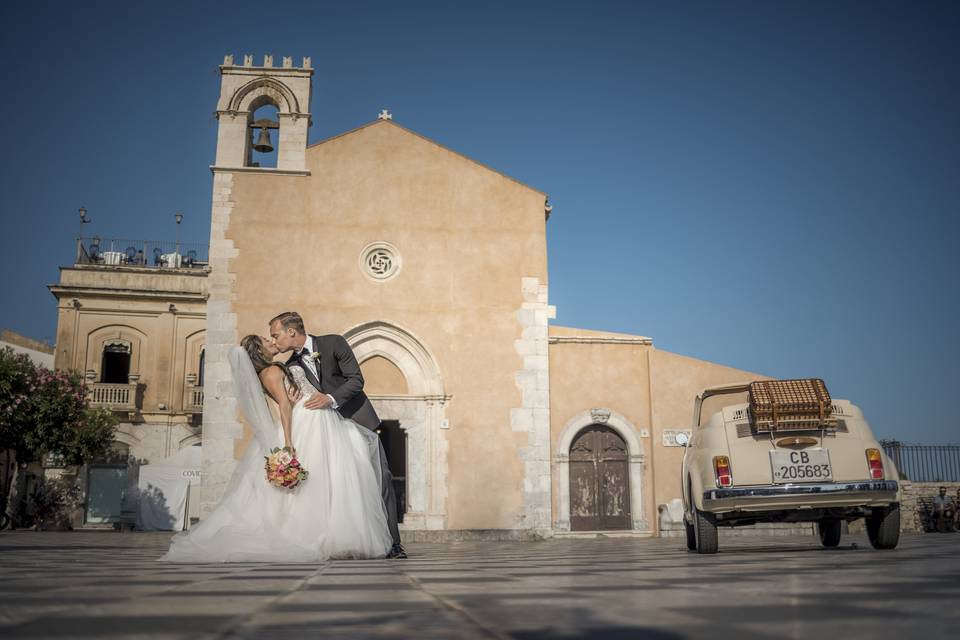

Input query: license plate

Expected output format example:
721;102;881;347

769;449;832;483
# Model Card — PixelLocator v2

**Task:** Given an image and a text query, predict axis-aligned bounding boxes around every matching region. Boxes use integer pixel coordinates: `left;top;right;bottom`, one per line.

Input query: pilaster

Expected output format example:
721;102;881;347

511;276;555;529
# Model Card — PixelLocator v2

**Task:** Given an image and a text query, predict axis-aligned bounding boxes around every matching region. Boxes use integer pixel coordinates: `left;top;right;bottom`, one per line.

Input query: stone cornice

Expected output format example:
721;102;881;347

549;335;653;346
219;65;313;77
48;284;208;303
210;165;310;176
59;264;210;277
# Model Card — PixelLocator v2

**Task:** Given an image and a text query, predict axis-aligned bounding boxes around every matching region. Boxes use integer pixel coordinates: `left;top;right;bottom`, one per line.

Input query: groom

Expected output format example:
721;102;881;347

268;311;406;559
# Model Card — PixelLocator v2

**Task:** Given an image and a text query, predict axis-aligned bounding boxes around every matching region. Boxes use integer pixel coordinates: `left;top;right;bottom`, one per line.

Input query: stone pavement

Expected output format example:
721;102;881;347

1;531;958;639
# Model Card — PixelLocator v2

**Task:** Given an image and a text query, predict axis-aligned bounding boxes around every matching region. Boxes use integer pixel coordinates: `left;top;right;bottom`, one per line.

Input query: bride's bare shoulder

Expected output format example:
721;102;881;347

258;363;284;384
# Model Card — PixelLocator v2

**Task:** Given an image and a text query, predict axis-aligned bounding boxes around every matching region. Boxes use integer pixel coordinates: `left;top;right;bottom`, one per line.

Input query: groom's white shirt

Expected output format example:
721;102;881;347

298;333;338;409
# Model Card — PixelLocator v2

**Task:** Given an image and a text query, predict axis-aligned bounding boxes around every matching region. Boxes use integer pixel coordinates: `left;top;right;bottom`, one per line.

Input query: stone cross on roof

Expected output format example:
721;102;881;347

378;109;393;121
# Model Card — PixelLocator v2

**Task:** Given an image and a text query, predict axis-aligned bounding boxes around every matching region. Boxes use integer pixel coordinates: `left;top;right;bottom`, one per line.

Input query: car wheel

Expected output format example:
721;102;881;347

867;505;900;550
817;519;842;548
694;507;718;554
685;519;696;551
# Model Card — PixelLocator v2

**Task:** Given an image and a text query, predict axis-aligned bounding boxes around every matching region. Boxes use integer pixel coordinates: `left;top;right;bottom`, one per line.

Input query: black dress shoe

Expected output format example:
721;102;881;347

386;543;407;559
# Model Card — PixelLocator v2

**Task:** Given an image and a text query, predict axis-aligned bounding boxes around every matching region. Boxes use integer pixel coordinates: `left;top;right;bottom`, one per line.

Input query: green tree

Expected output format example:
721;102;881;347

0;347;117;528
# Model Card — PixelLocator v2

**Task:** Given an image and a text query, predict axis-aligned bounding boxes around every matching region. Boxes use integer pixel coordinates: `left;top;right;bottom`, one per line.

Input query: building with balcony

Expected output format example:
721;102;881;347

48;240;208;527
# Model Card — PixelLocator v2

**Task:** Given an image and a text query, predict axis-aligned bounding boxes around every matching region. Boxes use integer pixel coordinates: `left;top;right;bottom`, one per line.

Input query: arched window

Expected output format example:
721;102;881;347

101;341;131;383
247;100;279;169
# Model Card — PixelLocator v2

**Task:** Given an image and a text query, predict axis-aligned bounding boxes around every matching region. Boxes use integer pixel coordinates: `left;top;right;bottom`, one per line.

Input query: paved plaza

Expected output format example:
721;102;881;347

1;531;958;639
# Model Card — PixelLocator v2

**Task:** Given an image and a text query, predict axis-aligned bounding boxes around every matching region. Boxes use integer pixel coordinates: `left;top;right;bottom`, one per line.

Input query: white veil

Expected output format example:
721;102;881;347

228;346;283;451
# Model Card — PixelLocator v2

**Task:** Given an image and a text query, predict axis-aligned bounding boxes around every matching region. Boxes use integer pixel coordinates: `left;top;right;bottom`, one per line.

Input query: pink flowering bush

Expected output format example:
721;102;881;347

1;347;118;527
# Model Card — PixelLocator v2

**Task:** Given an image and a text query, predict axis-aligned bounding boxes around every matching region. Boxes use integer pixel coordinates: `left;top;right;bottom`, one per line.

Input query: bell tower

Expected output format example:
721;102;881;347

212;54;313;172
202;54;313;518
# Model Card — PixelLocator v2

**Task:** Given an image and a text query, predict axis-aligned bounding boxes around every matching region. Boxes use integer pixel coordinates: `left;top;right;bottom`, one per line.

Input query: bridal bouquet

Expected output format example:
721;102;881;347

265;446;309;489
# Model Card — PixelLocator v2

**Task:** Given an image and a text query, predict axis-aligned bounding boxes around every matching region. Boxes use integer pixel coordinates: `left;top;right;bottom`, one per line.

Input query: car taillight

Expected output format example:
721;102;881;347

713;455;733;488
865;448;884;480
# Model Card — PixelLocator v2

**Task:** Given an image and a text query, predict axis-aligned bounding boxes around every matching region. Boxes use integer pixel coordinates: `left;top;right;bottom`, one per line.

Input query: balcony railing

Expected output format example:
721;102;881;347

75;237;209;270
183;386;204;413
88;382;139;411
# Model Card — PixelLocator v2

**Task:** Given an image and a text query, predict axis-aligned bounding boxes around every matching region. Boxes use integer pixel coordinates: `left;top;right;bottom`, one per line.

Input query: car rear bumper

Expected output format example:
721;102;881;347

702;480;899;514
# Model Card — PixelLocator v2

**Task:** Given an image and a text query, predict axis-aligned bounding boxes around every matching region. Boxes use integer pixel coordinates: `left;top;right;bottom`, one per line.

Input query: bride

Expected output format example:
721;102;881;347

161;335;393;562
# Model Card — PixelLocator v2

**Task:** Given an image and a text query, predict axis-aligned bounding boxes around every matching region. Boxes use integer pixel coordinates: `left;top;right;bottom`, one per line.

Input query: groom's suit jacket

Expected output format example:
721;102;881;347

286;334;381;432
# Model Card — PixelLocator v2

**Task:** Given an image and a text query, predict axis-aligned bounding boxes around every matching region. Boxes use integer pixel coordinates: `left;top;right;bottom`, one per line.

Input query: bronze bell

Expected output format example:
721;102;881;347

252;126;274;153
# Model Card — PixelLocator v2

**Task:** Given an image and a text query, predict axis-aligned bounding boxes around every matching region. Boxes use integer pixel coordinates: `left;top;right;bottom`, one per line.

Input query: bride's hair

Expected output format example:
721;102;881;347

240;334;296;392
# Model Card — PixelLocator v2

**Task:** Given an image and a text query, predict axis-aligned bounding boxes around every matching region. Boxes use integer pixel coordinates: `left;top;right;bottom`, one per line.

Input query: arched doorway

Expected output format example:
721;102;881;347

569;424;630;531
345;321;449;530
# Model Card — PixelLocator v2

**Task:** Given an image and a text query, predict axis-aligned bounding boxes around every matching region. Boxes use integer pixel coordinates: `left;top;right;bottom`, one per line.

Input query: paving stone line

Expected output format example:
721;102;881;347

388;563;512;640
211;562;331;640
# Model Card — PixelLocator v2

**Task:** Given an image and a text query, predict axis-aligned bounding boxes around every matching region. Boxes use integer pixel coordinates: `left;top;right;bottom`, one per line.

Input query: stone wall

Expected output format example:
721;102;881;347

512;276;553;530
897;481;960;533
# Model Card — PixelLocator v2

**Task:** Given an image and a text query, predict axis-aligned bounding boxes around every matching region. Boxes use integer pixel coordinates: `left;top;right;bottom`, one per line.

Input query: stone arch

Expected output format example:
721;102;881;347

113;425;143;449
344;321;443;397
342;320;449;530
554;408;649;532
183;329;205;383
179;433;202;449
228;76;300;114
85;324;148;379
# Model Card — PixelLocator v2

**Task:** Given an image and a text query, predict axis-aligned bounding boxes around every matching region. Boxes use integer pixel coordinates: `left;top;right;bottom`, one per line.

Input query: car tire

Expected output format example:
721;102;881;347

694;507;718;554
817;519;842;548
685;519;696;551
867;505;900;550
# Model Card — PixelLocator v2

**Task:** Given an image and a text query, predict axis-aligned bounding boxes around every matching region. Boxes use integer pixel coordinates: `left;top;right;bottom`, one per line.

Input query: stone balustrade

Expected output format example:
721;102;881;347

88;382;138;411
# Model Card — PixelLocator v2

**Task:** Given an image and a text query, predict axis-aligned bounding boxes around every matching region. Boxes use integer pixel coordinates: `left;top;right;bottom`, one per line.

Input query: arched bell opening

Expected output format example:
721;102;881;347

246;98;279;169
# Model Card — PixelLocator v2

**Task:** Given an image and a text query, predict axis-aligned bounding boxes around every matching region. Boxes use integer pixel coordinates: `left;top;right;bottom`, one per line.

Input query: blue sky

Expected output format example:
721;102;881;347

0;1;957;443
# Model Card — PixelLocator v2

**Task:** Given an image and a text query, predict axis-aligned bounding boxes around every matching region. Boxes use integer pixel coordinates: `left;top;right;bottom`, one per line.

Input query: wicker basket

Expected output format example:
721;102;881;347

748;378;837;432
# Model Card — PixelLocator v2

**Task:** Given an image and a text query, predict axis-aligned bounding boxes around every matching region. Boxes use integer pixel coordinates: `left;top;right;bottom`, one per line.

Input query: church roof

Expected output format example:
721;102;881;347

306;119;547;197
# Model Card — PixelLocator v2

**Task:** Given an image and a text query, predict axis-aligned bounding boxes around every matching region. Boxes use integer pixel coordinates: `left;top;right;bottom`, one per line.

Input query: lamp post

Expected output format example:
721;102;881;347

77;207;91;262
174;211;184;257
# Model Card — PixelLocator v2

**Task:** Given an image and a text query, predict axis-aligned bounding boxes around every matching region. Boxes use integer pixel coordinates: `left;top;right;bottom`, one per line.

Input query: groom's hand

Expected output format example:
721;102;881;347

304;393;334;410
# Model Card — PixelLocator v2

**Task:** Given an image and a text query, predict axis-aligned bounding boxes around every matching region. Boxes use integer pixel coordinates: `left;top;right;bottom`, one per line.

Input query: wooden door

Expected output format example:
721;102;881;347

570;425;630;531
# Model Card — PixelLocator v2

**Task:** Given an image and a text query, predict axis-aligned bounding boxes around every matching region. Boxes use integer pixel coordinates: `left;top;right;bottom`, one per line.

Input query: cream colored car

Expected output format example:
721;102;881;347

678;380;901;554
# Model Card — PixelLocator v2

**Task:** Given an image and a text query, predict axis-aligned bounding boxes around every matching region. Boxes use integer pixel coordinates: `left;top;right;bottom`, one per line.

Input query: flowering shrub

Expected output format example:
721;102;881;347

30;476;83;530
0;347;118;527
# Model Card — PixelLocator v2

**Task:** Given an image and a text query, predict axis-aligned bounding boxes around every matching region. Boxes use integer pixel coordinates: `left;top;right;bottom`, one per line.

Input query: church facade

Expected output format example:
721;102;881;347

200;55;762;536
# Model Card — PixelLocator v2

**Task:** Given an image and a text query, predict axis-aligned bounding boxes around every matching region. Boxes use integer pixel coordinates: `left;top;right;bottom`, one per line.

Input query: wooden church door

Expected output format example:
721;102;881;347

569;425;630;531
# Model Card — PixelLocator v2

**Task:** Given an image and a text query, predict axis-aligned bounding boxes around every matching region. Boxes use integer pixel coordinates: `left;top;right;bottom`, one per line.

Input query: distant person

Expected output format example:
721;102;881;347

932;486;955;533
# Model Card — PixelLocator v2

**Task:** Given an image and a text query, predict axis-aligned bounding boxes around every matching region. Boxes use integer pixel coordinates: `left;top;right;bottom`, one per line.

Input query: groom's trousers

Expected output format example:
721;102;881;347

375;436;402;546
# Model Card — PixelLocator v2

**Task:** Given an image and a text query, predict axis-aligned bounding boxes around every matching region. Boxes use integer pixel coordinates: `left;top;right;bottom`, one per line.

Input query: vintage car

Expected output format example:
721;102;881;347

677;379;901;553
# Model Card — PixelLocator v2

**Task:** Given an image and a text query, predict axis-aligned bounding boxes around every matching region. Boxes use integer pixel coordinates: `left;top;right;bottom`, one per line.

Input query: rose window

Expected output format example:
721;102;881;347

360;242;401;281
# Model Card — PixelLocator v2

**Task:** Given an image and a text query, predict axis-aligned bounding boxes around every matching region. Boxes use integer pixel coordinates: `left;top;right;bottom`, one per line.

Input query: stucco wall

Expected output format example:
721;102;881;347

548;325;766;530
547;326;654;529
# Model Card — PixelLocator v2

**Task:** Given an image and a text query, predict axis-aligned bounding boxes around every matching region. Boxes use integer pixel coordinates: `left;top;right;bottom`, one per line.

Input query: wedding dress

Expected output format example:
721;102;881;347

161;347;393;562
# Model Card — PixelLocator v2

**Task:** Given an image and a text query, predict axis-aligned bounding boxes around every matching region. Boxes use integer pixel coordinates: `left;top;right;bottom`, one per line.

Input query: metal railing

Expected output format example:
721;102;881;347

88;382;138;411
75;237;209;269
881;441;960;482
